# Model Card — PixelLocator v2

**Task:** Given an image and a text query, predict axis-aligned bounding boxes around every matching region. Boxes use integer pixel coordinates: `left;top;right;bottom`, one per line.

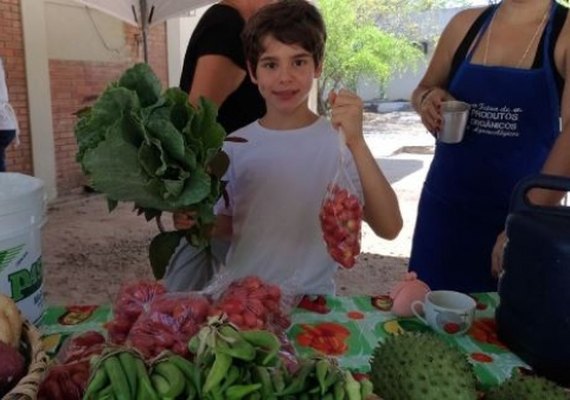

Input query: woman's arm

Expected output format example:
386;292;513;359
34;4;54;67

188;55;247;107
411;9;484;133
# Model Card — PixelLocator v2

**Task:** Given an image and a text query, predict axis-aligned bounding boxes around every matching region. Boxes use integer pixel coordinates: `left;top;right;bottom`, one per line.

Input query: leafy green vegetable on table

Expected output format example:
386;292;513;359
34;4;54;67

75;63;233;279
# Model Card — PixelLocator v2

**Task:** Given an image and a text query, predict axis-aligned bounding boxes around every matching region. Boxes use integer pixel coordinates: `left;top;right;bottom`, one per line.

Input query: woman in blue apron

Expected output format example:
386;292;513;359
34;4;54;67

409;0;570;292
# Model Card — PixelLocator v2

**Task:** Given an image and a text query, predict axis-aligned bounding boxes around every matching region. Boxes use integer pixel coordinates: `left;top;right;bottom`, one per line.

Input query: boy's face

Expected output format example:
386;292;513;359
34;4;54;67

250;35;322;115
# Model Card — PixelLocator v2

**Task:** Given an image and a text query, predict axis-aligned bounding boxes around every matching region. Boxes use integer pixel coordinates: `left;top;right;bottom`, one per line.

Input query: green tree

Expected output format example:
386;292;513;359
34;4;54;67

317;0;466;113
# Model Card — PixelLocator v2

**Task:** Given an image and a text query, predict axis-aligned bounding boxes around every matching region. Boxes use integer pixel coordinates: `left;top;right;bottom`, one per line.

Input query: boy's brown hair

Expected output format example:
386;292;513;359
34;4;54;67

242;0;327;77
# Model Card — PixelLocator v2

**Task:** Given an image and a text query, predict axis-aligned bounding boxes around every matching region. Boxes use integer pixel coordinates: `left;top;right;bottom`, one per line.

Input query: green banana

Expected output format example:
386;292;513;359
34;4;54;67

168;355;203;397
83;367;109;400
153;360;186;398
239;330;281;365
117;352;138;396
360;378;373;399
93;385;113;400
278;361;314;396
134;357;159;400
271;368;286;393
316;358;330;395
215;335;256;361
253;366;276;399
103;355;131;400
203;351;232;394
219;365;241;392
344;370;361;400
150;373;171;396
334;380;346;400
185;379;197;400
225;383;262;399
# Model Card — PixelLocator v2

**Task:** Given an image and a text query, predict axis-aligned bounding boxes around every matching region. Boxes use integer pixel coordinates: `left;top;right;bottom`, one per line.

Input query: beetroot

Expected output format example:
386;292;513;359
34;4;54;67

0;341;26;396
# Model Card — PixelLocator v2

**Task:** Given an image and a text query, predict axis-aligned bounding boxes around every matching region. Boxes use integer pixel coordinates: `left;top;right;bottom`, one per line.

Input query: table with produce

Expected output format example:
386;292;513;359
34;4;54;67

5;281;565;400
2;63;569;400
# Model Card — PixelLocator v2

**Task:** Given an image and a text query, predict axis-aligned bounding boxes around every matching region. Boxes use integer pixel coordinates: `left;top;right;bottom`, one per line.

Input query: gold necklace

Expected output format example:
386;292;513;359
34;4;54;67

483;4;550;68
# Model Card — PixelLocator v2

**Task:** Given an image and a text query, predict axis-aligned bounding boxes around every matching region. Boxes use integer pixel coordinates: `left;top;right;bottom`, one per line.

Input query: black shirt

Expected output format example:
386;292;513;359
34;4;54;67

179;4;265;135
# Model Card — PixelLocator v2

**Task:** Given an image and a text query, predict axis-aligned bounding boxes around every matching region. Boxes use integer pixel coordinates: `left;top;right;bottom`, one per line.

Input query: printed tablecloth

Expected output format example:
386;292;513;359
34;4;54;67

288;293;528;390
39;293;528;390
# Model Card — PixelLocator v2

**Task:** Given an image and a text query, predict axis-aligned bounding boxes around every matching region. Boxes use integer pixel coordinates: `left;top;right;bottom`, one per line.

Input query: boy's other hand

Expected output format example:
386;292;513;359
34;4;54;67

173;211;197;230
329;89;364;148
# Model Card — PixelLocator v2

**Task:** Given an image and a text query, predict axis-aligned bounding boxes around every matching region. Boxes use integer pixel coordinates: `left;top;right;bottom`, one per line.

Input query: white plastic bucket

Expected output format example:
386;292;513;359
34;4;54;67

0;172;46;324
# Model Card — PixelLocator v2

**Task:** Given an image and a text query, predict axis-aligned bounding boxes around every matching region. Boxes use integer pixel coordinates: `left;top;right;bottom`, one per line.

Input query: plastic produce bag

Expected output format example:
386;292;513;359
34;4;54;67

127;292;211;358
57;331;106;364
105;280;166;344
37;360;90;400
207;275;292;333
319;130;363;269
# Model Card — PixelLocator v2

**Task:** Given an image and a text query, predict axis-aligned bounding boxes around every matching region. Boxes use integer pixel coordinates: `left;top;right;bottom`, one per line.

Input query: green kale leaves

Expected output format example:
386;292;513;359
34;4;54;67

75;63;229;278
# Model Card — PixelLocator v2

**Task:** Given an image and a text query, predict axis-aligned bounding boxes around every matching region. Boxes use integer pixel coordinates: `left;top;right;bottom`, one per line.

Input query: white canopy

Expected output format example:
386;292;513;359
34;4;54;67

75;0;217;60
76;0;216;27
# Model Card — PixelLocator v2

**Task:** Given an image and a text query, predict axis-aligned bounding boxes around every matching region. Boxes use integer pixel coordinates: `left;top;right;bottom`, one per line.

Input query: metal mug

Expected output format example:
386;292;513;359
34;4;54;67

437;101;470;144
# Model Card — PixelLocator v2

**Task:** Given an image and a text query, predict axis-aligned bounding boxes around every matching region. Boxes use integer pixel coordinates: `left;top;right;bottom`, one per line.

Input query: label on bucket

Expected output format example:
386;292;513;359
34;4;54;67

0;229;44;324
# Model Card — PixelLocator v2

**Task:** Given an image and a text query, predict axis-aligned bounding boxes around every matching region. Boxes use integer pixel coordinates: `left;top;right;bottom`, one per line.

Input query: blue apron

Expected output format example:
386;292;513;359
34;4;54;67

409;2;561;292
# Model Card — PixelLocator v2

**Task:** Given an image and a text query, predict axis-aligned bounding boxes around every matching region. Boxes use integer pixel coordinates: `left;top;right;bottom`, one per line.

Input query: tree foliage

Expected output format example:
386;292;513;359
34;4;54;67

317;0;467;113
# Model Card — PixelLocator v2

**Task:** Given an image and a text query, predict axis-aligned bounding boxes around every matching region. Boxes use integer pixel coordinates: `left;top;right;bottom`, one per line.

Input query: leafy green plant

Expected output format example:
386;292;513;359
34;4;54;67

75;63;230;278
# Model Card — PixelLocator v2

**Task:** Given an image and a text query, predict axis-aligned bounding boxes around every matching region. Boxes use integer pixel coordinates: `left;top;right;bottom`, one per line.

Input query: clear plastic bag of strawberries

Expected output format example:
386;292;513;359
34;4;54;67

37;359;91;400
105;280;166;345
319;132;364;269
206;275;292;334
126;292;211;358
57;331;106;364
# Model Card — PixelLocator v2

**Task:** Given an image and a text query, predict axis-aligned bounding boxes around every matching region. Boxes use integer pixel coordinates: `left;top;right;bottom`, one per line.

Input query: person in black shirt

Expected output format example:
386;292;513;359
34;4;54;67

179;0;271;134
167;0;272;291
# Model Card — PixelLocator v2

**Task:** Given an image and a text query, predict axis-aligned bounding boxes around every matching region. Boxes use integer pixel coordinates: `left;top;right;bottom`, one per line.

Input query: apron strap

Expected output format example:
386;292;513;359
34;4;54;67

465;4;499;63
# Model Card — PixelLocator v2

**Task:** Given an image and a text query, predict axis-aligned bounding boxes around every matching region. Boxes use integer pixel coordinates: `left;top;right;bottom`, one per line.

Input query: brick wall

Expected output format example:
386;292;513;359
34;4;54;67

1;0;32;174
50;23;169;193
0;0;169;194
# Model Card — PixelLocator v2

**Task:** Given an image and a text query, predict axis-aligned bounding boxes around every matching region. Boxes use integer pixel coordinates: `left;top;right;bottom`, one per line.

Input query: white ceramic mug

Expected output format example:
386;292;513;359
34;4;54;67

411;290;476;335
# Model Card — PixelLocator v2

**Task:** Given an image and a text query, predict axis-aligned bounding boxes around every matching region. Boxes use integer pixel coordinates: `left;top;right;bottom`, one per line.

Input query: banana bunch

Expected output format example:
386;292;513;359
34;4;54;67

83;349;202;400
83;350;158;400
83;350;149;400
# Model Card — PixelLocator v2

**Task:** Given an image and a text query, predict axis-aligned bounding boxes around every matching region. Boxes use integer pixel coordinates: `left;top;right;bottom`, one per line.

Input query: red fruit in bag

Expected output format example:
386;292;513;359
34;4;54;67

320;184;362;268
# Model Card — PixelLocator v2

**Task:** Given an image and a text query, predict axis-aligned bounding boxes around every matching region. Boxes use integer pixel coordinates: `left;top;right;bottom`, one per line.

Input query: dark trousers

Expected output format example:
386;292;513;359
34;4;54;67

0;129;16;172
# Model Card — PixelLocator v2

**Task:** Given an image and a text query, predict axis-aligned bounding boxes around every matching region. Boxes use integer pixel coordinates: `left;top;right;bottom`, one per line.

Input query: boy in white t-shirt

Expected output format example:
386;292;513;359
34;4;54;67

167;0;402;294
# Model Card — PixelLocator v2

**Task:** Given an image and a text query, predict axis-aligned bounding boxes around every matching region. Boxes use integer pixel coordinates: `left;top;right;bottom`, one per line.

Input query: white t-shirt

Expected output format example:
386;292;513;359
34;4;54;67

216;117;361;295
0;57;18;132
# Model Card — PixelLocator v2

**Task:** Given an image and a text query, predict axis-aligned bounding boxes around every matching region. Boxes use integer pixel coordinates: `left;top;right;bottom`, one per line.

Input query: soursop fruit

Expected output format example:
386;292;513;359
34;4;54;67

369;332;477;400
486;374;570;400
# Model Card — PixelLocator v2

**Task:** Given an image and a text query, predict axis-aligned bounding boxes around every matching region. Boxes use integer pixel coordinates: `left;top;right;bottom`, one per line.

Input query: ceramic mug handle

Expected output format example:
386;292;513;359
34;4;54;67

411;300;428;325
